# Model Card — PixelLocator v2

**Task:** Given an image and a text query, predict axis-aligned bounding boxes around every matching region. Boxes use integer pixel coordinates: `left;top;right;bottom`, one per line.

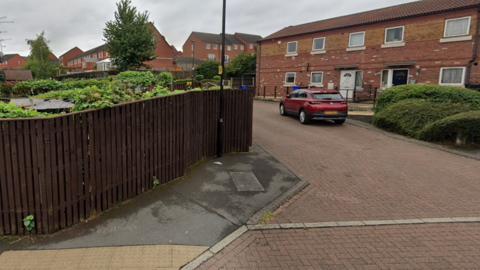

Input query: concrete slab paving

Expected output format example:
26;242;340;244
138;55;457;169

0;245;208;270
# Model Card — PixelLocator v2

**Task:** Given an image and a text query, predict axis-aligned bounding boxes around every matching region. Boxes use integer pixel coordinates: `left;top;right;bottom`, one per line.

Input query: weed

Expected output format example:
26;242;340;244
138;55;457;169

153;176;160;188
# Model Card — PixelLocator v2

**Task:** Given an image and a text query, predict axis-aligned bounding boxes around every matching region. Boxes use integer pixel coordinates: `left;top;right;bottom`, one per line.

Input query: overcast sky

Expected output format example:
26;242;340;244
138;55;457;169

1;0;417;57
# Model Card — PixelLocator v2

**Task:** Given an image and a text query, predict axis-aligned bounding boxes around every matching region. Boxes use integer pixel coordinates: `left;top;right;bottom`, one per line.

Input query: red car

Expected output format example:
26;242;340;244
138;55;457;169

279;89;348;124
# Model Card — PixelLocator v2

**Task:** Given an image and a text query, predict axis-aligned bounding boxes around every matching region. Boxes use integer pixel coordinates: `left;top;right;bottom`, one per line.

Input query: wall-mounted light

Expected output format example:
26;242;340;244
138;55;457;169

415;69;420;76
374;71;380;76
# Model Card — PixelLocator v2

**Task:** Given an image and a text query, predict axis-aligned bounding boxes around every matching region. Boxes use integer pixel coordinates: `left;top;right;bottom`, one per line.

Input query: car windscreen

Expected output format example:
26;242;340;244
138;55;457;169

311;93;343;100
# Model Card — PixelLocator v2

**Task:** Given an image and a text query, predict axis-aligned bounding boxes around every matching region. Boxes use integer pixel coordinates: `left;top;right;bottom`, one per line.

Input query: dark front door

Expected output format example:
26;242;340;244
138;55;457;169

392;70;408;86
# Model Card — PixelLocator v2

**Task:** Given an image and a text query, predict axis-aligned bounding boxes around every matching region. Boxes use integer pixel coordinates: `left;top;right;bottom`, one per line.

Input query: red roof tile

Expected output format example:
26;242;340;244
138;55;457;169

262;0;480;41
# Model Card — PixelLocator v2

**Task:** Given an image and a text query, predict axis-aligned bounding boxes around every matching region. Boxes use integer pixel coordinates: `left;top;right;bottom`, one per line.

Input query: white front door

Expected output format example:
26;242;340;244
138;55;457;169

339;70;357;99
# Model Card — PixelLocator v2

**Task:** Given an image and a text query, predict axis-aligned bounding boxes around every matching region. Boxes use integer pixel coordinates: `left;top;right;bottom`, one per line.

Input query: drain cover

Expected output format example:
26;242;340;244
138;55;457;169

230;172;265;192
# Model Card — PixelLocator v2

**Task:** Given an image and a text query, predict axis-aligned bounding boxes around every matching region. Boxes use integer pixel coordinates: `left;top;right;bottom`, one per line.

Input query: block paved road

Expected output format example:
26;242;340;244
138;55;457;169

197;101;480;270
252;101;480;223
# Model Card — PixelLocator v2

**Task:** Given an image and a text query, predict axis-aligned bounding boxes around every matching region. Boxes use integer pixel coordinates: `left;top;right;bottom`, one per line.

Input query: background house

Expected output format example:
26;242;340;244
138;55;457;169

257;0;480;97
182;32;262;64
0;54;27;70
59;47;83;67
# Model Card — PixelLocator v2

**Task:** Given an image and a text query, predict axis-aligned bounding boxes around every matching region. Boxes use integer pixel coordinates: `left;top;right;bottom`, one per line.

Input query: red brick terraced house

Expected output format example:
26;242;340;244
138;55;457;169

257;0;480;98
182;32;262;64
67;44;109;71
0;54;27;70
59;47;83;67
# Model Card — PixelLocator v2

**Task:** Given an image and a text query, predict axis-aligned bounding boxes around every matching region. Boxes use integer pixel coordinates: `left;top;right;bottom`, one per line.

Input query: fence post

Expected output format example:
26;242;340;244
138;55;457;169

263;86;266;98
274;86;277;99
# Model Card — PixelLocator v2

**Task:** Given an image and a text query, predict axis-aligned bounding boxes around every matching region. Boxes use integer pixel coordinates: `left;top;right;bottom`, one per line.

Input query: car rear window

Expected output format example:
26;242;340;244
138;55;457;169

311;93;343;100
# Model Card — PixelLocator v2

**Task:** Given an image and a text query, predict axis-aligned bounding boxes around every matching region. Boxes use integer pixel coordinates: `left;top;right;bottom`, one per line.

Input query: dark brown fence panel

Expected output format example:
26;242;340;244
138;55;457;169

0;89;253;236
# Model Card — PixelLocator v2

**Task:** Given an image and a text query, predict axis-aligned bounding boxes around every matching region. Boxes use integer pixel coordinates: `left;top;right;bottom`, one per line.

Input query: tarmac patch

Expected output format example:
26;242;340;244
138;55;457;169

230;172;265;192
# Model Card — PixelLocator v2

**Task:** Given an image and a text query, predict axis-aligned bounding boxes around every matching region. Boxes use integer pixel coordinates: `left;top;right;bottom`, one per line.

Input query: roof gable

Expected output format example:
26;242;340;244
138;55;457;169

70;44;107;61
263;0;480;41
235;33;263;43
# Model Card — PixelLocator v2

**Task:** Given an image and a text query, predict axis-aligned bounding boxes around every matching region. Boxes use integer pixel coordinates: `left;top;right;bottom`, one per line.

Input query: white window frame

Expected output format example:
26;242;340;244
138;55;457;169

285;72;296;85
227;46;231;51
224;55;230;63
234;44;238;50
250;44;253;49
208;54;215;60
286;41;298;54
310;71;323;85
384;26;404;44
312;37;325;51
240;45;244;50
444;16;471;38
439;67;466;86
214;44;218;50
206;44;210;49
348;31;365;47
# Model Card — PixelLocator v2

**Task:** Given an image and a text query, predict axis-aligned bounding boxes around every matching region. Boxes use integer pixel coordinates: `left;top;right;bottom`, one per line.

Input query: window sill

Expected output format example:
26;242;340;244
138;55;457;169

310;50;326;55
285;53;298;57
346;46;366;52
439;35;472;43
381;42;405;48
284;84;296;87
309;83;323;88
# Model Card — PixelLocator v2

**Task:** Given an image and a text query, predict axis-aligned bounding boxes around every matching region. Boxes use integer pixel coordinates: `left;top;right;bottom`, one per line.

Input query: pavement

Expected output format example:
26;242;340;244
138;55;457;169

195;101;480;270
0;143;302;268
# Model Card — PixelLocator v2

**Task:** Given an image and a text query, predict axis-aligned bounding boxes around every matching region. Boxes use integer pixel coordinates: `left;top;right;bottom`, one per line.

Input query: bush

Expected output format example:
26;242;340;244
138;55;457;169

34;89;81;101
63;79;109;90
115;71;157;86
213;76;221;81
15;79;64;91
373;99;470;138
420;111;480;144
73;83;134;112
158;72;173;84
195;75;205;82
374;85;480;113
174;79;193;84
0;102;52;118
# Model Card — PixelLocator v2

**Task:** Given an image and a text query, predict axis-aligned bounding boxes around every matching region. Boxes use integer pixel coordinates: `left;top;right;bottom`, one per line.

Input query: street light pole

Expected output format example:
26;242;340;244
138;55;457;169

191;40;195;85
217;0;226;157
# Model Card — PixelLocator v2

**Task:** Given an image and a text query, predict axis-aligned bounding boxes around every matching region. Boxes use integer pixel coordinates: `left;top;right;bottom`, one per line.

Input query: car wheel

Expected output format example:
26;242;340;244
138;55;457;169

279;104;287;116
299;110;310;124
334;119;346;125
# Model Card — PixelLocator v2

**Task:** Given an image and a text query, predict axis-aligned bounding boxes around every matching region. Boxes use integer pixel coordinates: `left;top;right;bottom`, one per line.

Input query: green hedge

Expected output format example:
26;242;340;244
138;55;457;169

373;99;470;138
116;71;157;86
420;111;480;144
374;85;480;113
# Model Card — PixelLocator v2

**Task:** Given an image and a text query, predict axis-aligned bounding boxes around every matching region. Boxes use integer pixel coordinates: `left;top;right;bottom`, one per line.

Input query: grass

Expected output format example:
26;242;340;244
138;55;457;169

259;211;274;224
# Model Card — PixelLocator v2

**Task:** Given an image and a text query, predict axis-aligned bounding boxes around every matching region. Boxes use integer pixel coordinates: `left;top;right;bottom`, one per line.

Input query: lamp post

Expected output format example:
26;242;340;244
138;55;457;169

191;40;195;85
217;0;226;157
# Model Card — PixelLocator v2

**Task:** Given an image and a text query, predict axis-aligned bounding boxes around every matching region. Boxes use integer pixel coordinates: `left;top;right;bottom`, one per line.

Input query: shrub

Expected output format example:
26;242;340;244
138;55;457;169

15;79;64;91
374;85;480;113
63;79;109;90
115;71;157;86
0;102;52;118
195;75;205;82
174;79;193;84
213;76;221;81
373;99;470;138
73;83;134;112
420;111;480;144
34;89;81;101
158;72;173;84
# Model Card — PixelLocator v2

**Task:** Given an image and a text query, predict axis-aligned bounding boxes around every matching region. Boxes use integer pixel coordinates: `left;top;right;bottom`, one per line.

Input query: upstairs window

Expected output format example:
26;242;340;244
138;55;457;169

234;44;238;50
249;44;253;49
385;26;404;43
349;32;365;47
312;37;325;51
444;17;471;37
206;44;210;49
227;46;231;51
240;45;244;50
286;41;297;53
214;44;218;49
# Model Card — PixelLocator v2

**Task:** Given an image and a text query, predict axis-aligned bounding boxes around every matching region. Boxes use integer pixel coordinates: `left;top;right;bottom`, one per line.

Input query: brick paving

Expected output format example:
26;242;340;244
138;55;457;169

196;101;480;269
198;223;480;270
251;101;480;223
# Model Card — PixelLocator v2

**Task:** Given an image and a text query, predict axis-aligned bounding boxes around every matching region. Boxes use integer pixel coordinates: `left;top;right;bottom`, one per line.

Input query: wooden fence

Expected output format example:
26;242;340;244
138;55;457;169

0;89;254;236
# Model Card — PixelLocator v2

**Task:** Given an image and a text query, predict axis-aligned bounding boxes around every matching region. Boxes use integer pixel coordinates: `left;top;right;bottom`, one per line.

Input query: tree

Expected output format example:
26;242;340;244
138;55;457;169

104;0;157;71
226;53;256;77
195;60;221;79
24;31;57;79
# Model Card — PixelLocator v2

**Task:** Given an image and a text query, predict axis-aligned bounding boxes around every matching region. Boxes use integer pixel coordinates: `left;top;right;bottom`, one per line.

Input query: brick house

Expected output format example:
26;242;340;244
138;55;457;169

59;47;83;67
182;32;262;64
257;0;480;98
65;23;173;72
0;54;27;70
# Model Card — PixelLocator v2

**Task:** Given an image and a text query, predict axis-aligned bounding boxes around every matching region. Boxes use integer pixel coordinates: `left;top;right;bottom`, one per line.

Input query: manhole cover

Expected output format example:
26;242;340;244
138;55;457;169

230;171;265;192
